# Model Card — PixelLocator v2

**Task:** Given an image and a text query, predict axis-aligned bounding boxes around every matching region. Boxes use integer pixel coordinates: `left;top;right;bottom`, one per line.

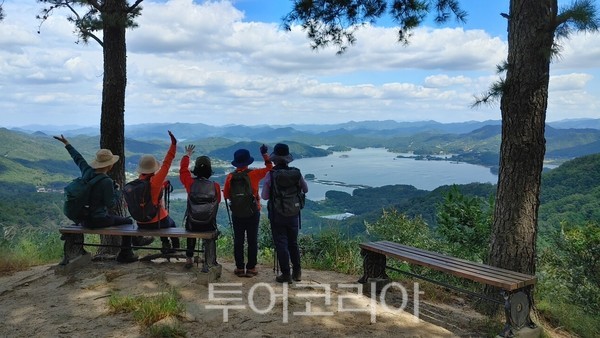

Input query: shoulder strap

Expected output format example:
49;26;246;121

88;174;109;185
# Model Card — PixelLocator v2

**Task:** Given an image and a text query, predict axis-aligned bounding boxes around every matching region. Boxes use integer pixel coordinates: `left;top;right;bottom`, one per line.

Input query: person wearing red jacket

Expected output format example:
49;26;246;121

179;144;221;269
134;130;180;254
223;145;272;277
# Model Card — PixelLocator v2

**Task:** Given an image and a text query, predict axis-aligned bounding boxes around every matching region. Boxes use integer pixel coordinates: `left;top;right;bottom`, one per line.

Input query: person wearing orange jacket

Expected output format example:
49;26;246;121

223;145;272;277
179;144;221;269
135;130;180;254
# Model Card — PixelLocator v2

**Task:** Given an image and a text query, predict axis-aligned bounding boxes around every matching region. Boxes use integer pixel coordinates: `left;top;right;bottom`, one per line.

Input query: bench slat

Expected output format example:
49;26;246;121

375;241;535;281
360;241;536;291
372;242;524;287
59;225;217;239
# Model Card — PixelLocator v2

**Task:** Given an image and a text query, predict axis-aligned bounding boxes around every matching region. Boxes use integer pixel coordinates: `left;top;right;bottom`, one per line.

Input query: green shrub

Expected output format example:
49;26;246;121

435;186;493;262
538;222;600;315
299;229;362;274
364;208;435;250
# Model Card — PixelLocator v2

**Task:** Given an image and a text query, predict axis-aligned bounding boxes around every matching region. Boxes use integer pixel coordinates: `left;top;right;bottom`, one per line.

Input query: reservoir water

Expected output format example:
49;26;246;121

171;148;498;202
293;148;497;201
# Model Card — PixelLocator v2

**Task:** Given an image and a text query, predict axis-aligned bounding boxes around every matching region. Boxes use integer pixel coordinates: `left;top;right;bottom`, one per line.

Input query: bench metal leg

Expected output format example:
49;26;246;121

59;233;87;265
358;248;389;283
501;288;536;337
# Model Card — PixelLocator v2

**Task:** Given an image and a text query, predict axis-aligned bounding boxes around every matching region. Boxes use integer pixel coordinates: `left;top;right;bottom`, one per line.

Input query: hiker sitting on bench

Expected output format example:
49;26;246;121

179;145;221;269
130;130;180;254
53;134;138;263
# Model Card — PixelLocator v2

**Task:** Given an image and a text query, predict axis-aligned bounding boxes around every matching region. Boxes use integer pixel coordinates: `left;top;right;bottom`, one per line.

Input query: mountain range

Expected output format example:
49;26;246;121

3;118;600;190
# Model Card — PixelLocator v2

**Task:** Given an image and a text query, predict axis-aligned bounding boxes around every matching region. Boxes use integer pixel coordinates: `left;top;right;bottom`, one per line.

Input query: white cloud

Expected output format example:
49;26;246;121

0;0;598;128
424;75;472;87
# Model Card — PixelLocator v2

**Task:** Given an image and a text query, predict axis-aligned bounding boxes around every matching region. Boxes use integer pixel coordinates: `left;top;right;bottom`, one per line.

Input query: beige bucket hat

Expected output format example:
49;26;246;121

89;149;120;169
136;155;160;174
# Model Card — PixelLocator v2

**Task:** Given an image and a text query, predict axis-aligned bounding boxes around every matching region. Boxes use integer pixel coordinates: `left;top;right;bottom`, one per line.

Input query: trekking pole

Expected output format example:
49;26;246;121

163;180;173;212
224;195;234;242
273;245;279;275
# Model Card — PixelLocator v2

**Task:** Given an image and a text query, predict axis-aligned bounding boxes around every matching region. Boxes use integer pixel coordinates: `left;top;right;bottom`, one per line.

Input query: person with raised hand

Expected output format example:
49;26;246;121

179;144;221;269
54;134;138;263
223;144;272;277
131;130;180;254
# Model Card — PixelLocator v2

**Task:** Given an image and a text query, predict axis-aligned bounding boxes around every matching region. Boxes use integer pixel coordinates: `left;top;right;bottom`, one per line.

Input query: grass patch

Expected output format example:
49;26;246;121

147;323;186;338
108;287;185;329
536;297;600;338
0;232;64;273
299;230;362;275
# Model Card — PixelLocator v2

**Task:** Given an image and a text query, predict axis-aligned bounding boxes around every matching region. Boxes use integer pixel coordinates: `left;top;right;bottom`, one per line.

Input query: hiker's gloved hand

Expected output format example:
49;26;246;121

185;144;195;157
53;134;69;146
168;130;177;145
260;144;268;155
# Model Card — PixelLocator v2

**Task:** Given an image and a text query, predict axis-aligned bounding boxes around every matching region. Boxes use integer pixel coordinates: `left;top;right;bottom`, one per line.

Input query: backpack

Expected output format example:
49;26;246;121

186;178;219;232
228;169;258;218
63;174;109;223
123;178;160;222
269;168;305;217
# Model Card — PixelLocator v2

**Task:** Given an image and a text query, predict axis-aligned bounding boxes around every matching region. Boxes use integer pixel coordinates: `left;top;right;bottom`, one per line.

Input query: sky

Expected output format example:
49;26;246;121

0;0;599;128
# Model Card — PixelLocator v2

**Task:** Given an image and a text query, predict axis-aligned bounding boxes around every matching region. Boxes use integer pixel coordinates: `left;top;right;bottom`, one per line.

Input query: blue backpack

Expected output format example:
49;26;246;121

63;174;109;223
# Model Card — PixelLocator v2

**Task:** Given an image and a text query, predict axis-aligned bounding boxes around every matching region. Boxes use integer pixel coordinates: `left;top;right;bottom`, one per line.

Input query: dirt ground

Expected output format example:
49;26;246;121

0;255;499;338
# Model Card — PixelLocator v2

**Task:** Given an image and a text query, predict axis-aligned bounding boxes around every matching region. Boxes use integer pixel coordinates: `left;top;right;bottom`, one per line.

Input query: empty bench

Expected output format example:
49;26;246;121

358;240;537;336
58;224;219;272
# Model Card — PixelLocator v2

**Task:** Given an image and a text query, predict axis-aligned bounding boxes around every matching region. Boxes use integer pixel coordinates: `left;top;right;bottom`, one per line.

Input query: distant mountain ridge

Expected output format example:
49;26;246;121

4;118;600;189
12;118;600;141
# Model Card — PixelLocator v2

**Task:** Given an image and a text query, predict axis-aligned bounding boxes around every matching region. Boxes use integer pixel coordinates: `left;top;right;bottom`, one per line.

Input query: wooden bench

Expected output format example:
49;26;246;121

358;240;537;337
58;224;219;273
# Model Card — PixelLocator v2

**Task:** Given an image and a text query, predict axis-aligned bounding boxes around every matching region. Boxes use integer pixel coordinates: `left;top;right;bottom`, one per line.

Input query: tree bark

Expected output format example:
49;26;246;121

97;0;129;255
486;0;556;307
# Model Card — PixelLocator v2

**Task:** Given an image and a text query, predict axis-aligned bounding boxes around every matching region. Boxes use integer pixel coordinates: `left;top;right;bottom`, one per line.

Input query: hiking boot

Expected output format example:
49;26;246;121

246;268;258;277
184;257;193;269
132;236;154;247
276;274;292;284
292;268;302;282
116;251;138;263
234;268;245;277
161;241;172;254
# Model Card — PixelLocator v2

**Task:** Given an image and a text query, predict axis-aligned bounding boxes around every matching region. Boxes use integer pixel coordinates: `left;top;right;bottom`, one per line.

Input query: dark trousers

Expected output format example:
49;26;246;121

137;216;180;248
83;215;133;251
186;238;198;258
270;214;301;275
232;212;260;270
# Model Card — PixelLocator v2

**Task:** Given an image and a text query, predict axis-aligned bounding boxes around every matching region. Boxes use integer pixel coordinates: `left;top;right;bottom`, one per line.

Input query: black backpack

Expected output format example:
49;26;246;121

63;174;109;223
228;169;257;218
123;177;160;222
269;168;305;217
186;178;219;232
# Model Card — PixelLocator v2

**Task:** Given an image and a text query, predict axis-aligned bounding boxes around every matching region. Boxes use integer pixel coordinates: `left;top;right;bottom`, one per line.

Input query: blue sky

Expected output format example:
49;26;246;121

0;0;599;128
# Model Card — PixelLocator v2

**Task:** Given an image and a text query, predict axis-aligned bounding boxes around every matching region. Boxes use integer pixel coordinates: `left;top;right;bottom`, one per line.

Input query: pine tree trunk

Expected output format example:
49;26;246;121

97;0;129;255
485;0;556;311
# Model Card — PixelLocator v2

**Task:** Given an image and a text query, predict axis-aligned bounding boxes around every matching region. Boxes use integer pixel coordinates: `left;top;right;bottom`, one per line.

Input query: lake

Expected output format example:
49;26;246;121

293;147;498;201
170;147;499;202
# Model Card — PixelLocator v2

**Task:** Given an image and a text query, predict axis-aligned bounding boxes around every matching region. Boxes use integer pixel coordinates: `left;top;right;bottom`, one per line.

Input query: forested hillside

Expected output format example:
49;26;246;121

1;126;599;237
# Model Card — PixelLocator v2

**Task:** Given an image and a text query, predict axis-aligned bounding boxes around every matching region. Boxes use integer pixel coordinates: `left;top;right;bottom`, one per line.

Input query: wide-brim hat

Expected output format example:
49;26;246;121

136;154;160;174
270;143;293;164
89;149;120;169
231;149;254;168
